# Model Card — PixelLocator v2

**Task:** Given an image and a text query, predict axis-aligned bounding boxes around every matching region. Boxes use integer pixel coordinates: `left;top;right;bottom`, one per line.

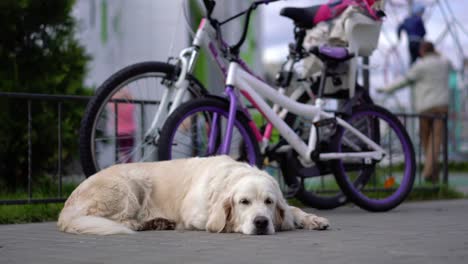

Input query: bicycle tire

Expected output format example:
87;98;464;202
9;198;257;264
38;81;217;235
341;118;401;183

158;97;262;168
330;104;416;212
80;61;207;177
280;85;376;209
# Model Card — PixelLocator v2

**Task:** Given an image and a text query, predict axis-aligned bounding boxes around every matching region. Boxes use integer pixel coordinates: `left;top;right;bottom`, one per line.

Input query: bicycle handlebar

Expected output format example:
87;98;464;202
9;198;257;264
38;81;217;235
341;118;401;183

202;0;215;18
227;0;280;56
204;0;280;57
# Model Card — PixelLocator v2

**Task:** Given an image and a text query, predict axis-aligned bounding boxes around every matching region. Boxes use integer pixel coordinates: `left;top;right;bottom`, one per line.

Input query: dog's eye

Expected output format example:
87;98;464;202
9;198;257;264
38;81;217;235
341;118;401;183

239;198;250;205
265;198;273;205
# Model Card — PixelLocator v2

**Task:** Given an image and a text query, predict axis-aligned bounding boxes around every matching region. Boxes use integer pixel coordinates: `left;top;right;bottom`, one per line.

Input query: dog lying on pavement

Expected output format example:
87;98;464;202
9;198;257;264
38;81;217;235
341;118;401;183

58;156;329;235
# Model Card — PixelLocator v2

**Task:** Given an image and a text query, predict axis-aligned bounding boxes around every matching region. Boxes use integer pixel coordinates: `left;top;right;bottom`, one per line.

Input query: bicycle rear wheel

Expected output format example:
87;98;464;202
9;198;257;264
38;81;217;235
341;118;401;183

330;104;416;212
80;61;206;177
158;97;262;167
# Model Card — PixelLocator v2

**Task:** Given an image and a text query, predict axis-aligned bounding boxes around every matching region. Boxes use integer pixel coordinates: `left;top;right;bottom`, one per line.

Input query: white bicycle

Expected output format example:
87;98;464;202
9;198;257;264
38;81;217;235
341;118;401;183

158;0;416;212
79;0;240;176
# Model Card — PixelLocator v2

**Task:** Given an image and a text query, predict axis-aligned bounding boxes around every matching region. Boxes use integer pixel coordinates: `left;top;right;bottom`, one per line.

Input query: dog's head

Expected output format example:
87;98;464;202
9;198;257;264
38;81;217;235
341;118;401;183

206;168;293;235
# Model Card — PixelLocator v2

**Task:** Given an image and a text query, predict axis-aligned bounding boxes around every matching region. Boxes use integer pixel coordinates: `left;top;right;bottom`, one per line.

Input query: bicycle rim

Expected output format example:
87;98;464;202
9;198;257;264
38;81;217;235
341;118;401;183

332;106;415;211
160;103;260;167
89;73;192;170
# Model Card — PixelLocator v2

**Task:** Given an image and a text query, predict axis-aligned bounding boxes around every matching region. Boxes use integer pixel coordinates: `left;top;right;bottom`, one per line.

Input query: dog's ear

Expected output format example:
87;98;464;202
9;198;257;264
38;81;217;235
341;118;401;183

206;195;233;233
274;202;285;230
275;196;295;231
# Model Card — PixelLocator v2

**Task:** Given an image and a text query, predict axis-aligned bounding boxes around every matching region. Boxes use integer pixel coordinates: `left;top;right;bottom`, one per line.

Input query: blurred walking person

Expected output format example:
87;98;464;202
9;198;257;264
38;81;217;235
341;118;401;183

109;89;136;163
377;41;452;182
397;3;426;65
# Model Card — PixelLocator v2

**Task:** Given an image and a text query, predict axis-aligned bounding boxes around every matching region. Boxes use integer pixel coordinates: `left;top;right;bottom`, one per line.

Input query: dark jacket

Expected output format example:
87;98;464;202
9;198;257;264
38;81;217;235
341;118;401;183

397;15;426;42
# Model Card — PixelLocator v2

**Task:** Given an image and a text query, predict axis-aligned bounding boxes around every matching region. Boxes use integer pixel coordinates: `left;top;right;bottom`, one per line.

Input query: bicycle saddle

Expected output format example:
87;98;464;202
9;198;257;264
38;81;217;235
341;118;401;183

280;6;321;29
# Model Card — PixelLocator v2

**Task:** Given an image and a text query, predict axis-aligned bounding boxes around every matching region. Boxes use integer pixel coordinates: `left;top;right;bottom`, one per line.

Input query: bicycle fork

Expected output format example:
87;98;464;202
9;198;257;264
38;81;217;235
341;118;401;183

144;47;199;142
218;86;237;154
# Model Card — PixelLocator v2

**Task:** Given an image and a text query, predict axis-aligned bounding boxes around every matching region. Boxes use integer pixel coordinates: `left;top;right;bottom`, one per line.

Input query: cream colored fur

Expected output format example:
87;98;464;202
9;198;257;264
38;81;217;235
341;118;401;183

58;156;329;235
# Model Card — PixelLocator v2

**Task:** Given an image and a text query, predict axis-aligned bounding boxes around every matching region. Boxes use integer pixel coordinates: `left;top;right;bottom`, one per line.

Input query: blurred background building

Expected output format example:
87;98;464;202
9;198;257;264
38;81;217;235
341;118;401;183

72;0;264;93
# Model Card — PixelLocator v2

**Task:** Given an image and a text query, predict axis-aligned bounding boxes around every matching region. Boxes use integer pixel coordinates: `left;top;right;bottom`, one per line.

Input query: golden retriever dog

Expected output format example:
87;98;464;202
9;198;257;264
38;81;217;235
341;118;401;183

58;156;329;235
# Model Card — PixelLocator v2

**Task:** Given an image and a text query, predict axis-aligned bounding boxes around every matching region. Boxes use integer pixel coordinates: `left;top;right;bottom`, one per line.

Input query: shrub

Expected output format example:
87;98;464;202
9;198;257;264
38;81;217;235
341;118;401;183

0;0;91;190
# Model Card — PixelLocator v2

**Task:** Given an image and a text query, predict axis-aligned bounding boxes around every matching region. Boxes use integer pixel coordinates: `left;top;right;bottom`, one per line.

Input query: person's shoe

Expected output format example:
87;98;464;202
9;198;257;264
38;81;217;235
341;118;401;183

423;175;439;184
423;176;433;183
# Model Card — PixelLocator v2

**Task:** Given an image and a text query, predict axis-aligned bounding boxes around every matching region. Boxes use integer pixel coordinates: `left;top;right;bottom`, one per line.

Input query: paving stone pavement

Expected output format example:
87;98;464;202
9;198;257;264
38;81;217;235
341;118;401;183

1;199;468;264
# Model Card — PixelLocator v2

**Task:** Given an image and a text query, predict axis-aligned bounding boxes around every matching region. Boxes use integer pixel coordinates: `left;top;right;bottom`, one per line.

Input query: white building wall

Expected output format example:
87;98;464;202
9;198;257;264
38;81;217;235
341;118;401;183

73;0;264;89
73;0;189;88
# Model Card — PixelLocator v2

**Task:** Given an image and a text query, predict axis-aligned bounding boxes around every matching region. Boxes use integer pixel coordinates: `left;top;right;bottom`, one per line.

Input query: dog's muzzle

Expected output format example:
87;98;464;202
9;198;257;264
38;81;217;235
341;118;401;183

253;216;270;235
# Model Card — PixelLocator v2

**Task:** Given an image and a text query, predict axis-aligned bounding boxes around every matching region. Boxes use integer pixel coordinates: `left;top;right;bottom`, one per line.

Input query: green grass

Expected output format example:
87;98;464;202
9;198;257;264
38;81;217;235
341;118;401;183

407;184;465;201
447;161;468;172
0;178;77;224
0;203;64;224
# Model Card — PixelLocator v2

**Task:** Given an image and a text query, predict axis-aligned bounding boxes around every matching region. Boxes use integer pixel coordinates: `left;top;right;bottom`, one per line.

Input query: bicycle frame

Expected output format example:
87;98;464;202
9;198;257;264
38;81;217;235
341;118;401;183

149;2;384;164
145;17;303;146
223;61;386;165
144;18;227;138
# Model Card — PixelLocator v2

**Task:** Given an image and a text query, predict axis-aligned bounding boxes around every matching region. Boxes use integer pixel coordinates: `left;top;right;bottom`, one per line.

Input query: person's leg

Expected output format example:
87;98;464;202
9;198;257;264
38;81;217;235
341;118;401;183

421;106;448;182
419;116;430;151
419;113;431;180
423;120;437;182
409;41;421;65
118;134;135;163
428;106;449;182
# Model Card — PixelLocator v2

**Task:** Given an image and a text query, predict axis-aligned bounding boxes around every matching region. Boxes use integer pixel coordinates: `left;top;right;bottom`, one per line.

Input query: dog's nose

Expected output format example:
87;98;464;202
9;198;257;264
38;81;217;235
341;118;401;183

254;216;269;230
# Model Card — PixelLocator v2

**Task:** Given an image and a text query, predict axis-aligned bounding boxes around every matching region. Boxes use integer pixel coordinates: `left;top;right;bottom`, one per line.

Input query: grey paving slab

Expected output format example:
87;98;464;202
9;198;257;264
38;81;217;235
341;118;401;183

1;199;468;264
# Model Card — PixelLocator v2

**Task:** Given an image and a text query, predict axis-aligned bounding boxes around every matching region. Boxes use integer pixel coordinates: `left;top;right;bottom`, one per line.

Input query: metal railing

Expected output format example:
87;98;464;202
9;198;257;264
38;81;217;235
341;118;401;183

0;92;90;205
0;92;450;205
396;111;449;185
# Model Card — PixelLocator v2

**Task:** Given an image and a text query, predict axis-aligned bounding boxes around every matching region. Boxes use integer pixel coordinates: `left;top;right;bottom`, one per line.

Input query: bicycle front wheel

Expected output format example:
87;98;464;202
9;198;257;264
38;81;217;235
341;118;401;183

158;97;262;167
80;61;206;177
330;105;416;212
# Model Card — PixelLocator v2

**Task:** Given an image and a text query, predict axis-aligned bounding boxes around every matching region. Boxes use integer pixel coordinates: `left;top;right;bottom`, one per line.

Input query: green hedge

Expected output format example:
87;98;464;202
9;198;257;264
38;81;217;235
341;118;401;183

0;0;91;190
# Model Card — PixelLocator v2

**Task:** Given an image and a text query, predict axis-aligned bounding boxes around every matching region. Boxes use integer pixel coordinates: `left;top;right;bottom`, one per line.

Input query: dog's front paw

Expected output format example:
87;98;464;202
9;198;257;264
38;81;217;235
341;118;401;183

140;218;176;231
301;215;330;230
